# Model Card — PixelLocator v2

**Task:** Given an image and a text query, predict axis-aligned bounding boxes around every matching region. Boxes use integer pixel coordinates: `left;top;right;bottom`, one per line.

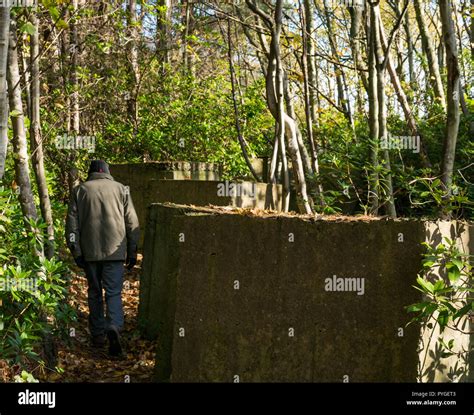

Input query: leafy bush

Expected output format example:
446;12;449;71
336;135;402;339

0;186;76;380
407;237;473;332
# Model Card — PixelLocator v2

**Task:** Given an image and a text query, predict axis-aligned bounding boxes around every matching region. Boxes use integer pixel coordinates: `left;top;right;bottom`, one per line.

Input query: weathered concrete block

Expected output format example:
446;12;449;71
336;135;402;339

146;180;282;211
249;157;269;182
418;221;473;382
139;204;473;382
109;162;222;245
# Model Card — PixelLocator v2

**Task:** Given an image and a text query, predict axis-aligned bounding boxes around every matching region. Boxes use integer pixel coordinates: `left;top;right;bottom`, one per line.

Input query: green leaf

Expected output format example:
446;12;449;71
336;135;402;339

56;19;69;30
20;22;36;36
433;279;445;292
438;310;450;330
453;302;473;320
441;352;454;358
406;302;430;313
48;6;60;21
417;276;434;294
448;267;461;282
451;258;464;271
422;260;436;268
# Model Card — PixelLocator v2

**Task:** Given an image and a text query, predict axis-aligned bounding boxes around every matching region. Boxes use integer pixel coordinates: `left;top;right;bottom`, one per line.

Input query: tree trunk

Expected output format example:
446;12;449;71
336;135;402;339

373;5;396;218
246;0;313;214
413;0;446;110
0;6;10;180
157;0;172;69
302;0;324;205
322;1;353;127
70;0;80;135
7;19;38;224
348;4;368;92
367;6;379;215
439;0;461;215
453;1;474;135
273;4;291;212
378;15;432;168
471;0;474;59
303;0;319;128
29;13;55;259
225;19;261;182
404;10;416;92
66;0;80;196
181;0;194;74
282;72;312;177
128;0;139;131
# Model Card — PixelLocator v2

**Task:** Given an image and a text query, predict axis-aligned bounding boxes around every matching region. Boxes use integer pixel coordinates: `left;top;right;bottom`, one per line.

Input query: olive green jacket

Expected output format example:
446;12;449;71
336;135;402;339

66;173;140;262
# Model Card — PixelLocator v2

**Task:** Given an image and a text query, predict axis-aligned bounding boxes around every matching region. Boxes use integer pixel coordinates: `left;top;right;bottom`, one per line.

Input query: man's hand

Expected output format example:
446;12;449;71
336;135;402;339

74;256;86;269
126;256;137;271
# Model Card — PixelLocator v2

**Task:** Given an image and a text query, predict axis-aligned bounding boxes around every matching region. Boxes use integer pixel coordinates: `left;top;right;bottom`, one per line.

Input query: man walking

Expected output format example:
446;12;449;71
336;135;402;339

66;160;139;357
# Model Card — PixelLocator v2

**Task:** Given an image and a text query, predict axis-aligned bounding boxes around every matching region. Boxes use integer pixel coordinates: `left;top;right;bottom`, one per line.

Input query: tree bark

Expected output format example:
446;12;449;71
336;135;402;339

29;12;55;258
282;72;312;177
128;0;139;131
70;0;80;135
373;5;396;218
246;0;313;213
404;8;416;91
181;0;194;74
378;15;432;168
7;19;38;224
471;0;474;59
303;0;319;128
0;6;10;180
439;0;461;214
322;1;353;127
301;0;324;205
367;6;379;215
66;0;80;195
225;19;261;182
157;0;172;69
348;4;368;92
413;0;446;110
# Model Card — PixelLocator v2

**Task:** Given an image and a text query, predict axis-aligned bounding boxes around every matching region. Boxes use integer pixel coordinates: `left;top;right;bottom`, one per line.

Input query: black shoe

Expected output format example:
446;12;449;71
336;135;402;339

91;335;106;348
107;326;123;357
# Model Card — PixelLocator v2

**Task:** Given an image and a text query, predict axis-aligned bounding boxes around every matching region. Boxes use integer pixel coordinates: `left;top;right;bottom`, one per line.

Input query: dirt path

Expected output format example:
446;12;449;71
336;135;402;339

41;257;156;383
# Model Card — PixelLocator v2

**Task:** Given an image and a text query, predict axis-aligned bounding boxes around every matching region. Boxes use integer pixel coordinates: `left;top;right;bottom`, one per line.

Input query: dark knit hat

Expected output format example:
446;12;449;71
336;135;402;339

88;160;110;175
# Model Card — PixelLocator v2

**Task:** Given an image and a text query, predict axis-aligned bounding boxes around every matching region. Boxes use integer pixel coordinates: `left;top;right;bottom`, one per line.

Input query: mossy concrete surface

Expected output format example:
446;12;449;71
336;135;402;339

146;180;282;211
139;204;473;382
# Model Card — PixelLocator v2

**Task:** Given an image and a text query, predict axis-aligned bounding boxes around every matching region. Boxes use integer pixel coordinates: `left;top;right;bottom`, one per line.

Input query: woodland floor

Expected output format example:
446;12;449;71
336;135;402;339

40;255;156;383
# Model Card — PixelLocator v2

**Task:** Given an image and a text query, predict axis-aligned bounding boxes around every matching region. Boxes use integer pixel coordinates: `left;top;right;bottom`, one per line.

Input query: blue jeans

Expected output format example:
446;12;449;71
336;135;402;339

84;261;124;337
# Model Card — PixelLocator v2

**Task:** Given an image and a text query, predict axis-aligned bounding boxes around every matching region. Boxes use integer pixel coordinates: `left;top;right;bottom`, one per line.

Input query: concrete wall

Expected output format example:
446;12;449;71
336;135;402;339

109;162;222;246
139;203;473;382
147;180;282;211
110;161;283;246
419;221;473;382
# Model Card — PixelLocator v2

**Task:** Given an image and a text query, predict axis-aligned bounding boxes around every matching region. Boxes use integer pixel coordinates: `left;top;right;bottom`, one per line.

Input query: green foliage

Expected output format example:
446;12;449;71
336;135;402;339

0;187;76;378
407;177;474;218
88;71;273;179
306;107;474;219
14;370;39;383
407;237;473;333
